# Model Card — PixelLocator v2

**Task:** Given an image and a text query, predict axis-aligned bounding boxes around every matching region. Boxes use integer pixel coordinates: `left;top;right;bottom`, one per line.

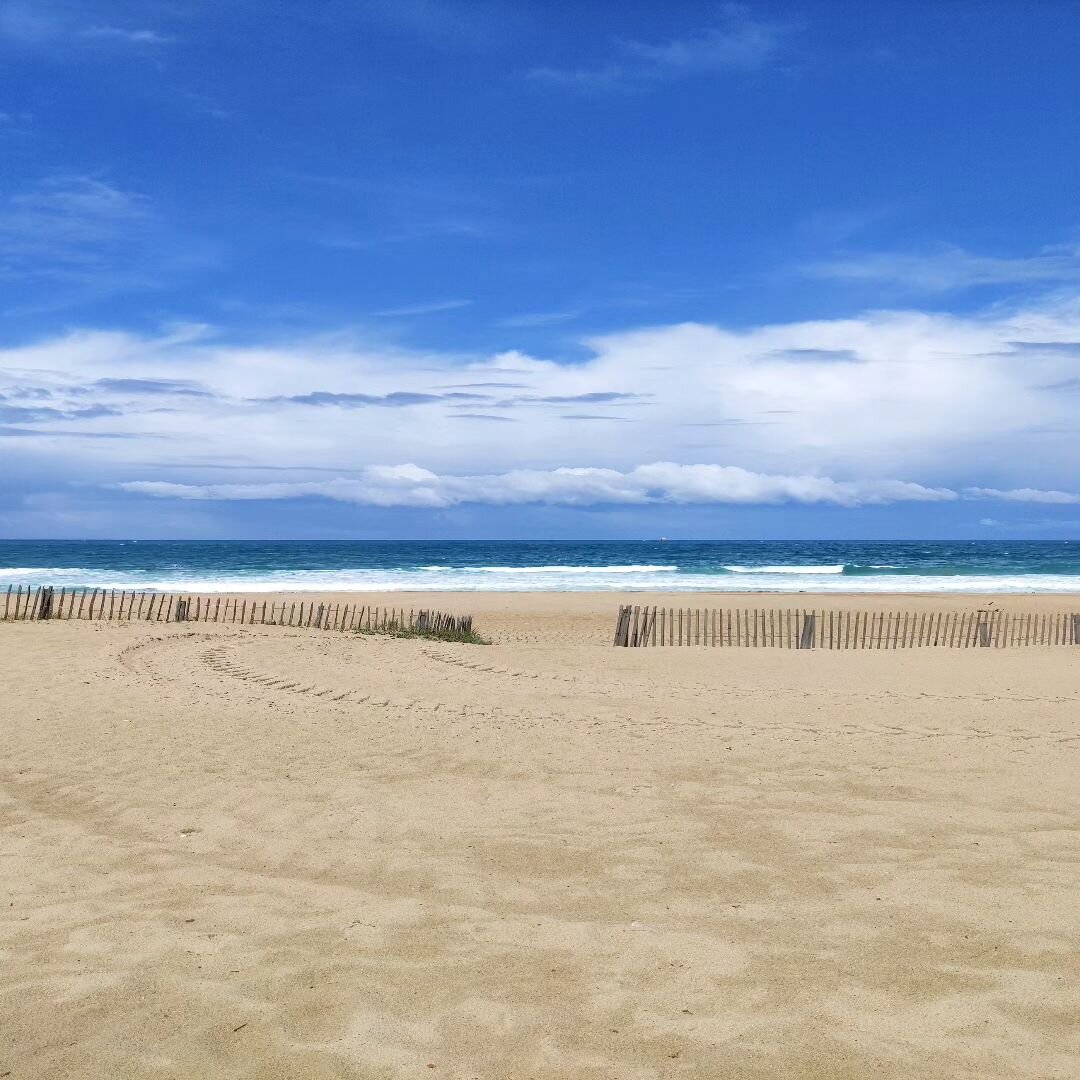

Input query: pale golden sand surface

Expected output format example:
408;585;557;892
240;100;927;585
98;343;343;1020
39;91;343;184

3;592;1080;1078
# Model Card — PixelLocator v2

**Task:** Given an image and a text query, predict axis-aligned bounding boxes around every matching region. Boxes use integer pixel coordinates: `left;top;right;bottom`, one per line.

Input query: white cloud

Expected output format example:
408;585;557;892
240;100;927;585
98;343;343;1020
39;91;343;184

498;308;583;328
115;464;959;509
529;8;792;91
372;299;472;317
4;294;1080;509
0;3;171;47
978;515;1080;532
0;177;149;281
964;487;1080;505
0;177;215;305
81;26;172;45
805;243;1080;293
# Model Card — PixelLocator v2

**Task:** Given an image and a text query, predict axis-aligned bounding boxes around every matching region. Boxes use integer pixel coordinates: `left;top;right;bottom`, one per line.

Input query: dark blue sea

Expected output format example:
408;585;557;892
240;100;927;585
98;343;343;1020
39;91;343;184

1;540;1079;592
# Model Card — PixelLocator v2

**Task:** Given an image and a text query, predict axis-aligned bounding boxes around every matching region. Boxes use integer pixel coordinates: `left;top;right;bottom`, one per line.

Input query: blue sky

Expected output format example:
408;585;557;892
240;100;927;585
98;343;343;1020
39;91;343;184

2;0;1080;539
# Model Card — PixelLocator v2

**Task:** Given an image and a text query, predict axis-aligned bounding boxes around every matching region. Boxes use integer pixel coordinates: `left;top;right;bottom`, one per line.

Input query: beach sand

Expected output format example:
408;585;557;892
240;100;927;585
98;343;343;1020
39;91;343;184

3;592;1079;1078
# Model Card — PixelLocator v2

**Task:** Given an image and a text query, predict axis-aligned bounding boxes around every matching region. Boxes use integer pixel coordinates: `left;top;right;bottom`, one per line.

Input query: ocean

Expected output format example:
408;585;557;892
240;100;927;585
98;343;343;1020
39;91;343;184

1;539;1079;593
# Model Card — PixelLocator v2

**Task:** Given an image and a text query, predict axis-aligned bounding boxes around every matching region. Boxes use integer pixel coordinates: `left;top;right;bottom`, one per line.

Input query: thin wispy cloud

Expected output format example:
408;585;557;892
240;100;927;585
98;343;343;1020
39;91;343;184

805;243;1080;293
0;2;171;47
0;176;213;306
561;414;629;421
529;6;794;91
498;309;582;328
0;177;151;282
81;25;172;45
964;487;1080;505
980;516;1080;531
320;218;492;250
92;377;212;397
179;90;234;122
263;390;488;408
511;392;641;405
373;299;472;317
0;402;120;422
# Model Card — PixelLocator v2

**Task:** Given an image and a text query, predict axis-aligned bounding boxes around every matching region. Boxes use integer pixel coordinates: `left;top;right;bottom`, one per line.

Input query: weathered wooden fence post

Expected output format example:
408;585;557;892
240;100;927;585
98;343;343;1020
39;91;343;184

798;611;816;650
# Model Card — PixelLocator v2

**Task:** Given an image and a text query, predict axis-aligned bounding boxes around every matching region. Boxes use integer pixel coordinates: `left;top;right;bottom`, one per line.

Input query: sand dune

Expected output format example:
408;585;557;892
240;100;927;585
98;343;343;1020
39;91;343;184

2;593;1079;1077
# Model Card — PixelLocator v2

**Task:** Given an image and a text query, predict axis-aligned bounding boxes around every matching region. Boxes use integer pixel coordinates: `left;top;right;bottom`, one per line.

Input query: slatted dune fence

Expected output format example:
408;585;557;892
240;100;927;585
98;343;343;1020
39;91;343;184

1;585;472;636
614;605;1080;649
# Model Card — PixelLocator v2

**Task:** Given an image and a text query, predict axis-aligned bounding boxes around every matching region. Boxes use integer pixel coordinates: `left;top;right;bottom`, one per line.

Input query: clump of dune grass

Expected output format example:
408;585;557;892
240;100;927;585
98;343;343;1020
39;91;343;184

353;608;489;644
356;623;490;645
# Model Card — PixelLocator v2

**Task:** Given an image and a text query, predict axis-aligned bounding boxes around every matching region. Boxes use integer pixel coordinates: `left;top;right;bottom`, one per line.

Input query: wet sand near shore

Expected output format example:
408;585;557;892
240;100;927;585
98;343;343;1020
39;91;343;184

2;592;1079;1078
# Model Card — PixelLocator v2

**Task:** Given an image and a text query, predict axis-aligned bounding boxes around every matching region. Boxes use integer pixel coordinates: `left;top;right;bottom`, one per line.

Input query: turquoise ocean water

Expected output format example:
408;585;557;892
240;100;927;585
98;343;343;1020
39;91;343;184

2;540;1079;593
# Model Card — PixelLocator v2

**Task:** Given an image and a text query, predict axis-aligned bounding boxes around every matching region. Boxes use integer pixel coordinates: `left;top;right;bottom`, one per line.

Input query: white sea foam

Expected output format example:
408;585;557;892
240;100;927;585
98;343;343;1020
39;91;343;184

4;565;1080;592
470;564;677;574
722;564;845;574
419;563;674;574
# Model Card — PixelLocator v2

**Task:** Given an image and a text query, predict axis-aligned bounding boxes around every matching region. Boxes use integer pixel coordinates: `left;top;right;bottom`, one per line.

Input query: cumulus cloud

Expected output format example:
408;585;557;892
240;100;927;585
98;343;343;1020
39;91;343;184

116;463;960;509
4;295;1080;511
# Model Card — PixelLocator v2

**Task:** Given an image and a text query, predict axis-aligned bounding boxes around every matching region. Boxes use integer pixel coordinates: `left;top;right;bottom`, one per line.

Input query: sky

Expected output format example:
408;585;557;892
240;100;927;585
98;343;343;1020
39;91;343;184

2;0;1080;540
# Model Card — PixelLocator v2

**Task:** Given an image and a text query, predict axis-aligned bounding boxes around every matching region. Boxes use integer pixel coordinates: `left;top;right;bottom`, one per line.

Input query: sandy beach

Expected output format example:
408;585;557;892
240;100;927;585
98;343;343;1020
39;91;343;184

3;591;1080;1078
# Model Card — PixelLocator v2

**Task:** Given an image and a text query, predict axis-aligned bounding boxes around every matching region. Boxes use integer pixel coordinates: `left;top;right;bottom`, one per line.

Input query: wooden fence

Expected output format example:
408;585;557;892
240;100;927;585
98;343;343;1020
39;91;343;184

2;585;472;636
614;605;1080;649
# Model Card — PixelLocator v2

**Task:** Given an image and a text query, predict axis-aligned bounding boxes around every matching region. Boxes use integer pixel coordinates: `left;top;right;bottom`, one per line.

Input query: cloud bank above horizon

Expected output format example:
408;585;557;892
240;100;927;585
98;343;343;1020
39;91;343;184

4;294;1080;527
